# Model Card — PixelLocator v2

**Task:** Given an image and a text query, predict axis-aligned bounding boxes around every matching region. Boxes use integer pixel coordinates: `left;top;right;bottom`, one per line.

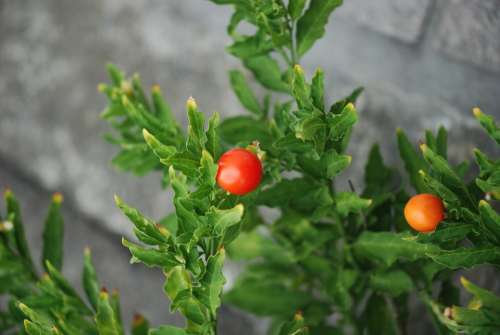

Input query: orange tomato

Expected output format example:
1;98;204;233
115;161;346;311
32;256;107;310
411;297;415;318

404;193;445;232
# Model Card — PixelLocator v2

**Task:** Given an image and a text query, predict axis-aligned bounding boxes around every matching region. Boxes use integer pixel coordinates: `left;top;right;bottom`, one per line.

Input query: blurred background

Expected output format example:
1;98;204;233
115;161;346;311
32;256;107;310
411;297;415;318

1;0;499;333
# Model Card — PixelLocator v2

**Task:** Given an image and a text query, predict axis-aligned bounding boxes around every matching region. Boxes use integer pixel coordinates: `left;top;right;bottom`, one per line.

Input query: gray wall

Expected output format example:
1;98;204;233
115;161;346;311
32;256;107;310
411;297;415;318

1;0;499;333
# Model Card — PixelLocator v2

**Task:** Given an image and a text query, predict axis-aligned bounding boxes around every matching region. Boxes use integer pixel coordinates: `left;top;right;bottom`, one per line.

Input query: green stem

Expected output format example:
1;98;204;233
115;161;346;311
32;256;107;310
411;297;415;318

289;19;298;65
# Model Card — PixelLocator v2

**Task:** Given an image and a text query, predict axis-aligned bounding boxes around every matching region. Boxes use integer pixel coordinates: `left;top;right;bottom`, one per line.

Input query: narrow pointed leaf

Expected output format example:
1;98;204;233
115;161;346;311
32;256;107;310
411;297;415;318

243;55;289;92
229;70;262;116
96;291;122;335
197;248;226;315
296;0;342;56
83;248;100;310
42;193;64;271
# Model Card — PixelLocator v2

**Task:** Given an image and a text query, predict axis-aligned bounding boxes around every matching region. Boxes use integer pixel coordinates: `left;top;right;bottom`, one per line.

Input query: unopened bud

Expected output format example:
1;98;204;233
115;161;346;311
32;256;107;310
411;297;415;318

472;107;481;117
52;192;63;204
444;306;453;319
152;84;161;94
0;221;13;232
186;96;197;110
121;80;133;96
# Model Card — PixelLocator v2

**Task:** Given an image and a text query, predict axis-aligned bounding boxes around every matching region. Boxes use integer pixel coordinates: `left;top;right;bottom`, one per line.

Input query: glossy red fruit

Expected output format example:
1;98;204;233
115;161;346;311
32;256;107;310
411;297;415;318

216;148;262;195
404;193;445;233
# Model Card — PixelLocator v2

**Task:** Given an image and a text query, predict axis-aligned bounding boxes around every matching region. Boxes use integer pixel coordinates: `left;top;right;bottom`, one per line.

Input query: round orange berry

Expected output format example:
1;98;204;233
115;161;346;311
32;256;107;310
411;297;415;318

404;193;445;232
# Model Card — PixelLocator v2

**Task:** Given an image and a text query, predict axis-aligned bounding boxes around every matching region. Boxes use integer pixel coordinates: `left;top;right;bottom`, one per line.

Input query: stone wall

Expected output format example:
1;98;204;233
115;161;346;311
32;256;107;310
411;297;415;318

1;0;499;333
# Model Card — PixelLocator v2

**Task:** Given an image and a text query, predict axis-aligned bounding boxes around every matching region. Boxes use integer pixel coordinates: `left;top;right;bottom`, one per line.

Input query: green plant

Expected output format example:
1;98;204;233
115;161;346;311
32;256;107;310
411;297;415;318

1;0;499;334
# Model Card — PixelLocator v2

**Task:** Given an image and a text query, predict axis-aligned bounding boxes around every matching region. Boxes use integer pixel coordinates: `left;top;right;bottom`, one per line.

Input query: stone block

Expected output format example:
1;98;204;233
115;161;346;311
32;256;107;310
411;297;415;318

434;0;500;72
336;0;432;43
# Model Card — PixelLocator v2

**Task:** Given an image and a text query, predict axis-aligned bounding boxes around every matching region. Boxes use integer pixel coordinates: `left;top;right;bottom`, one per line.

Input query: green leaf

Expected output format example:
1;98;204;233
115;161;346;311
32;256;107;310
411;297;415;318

131;74;151;112
329;87;364;114
296;0;342;56
18;303;53;329
473;108;500;144
420;144;468;196
23;320;54;335
425;299;463;333
363;294;398;335
225;279;311;316
335;192;372;218
473;148;495;177
174;197;203;235
451;306;500;330
45;261;91;313
257;178;333;213
186;98;207;155
460;277;500;313
42;193;64;272
83;248;100;311
110;290;124;334
4;190;35;275
122;238;182;269
436;126;448;159
227;33;274;59
110;146;160;176
143;129;176;161
209;204;244;236
159;213;178;237
294;114;326;144
243;55;289;92
131;314;149;335
427;246;500;269
198;150;218;188
162;152;199;180
149;326;187;335
151;85;178;128
412;222;473;245
206;112;220;160
229;70;262;116
278;312;309;335
479;200;500;242
219;116;272;147
324;268;353;312
164;266;191;303
298;150;351;179
327;103;357;140
476;171;500;195
96;291;123;335
115;195;170;245
106;63;124;86
288;0;307;19
171;290;207;325
363;144;394;196
311;68;325;111
418;170;461;208
369;270;413;297
354;232;439;267
396;128;427;192
196;248;226;315
227;231;294;264
291;65;313;110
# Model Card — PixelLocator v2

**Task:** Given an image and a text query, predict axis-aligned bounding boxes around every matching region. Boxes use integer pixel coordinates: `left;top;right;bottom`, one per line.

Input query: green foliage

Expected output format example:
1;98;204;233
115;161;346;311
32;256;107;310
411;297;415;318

97;0;500;333
296;0;342;56
0;191;129;335
1;1;499;335
425;277;500;334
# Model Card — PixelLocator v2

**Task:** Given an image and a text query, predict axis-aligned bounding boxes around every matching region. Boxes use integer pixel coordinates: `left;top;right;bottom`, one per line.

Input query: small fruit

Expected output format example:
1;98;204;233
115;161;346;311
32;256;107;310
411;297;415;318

404;193;445;232
216;148;262;195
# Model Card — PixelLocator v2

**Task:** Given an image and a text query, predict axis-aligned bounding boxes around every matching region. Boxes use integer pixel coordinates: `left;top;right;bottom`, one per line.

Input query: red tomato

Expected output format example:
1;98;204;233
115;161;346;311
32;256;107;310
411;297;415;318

216;148;262;195
404;193;445;233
